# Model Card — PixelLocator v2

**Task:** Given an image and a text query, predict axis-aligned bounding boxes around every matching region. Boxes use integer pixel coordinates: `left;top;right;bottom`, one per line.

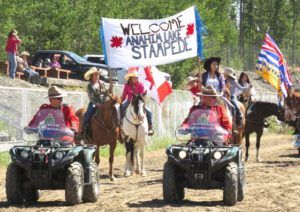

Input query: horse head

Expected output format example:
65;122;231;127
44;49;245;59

131;93;146;122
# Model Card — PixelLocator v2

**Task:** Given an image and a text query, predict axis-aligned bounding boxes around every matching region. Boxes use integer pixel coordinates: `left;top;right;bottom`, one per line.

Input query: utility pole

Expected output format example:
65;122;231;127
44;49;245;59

292;0;296;71
251;0;254;72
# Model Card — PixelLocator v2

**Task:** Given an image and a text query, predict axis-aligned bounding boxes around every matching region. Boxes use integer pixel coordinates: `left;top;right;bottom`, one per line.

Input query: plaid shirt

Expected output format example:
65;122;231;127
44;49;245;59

87;80;111;104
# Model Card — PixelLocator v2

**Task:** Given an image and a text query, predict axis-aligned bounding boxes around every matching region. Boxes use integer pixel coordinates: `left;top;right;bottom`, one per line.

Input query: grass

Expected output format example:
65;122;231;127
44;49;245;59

0;152;10;168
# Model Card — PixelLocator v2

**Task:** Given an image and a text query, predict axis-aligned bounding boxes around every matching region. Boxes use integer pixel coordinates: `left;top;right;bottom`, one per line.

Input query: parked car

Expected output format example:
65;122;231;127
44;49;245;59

83;54;105;65
32;50;118;82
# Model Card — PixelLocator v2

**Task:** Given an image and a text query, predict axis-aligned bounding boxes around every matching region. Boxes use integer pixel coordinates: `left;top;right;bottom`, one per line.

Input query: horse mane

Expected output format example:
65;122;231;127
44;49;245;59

252;101;277;107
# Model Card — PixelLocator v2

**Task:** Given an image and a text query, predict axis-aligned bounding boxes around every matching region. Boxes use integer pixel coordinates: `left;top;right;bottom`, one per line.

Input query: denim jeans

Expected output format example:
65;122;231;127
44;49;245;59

83;102;96;128
121;100;153;127
7;52;17;79
24;68;39;83
230;96;242;119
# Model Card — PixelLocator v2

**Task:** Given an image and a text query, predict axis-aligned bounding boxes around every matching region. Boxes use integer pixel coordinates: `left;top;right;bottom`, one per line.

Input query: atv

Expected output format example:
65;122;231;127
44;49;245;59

6;108;99;205
163;107;245;206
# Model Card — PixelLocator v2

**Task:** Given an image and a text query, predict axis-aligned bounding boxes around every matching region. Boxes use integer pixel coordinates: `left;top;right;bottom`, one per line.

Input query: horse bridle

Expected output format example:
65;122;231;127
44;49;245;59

93;105;118;133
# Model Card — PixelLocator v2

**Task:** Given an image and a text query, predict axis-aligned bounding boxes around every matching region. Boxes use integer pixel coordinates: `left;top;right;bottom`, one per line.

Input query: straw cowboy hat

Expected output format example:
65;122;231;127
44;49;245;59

186;76;198;85
204;57;221;71
84;67;100;81
224;67;236;79
46;86;67;98
125;70;139;80
20;51;30;57
198;85;221;97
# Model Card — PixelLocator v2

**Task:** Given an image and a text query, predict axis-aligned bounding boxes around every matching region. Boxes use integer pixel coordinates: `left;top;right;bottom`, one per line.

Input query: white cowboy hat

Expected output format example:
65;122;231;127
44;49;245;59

46;86;67;98
197;85;222;97
186;76;198;85
125;70;139;80
20;51;30;57
84;67;100;81
224;67;236;79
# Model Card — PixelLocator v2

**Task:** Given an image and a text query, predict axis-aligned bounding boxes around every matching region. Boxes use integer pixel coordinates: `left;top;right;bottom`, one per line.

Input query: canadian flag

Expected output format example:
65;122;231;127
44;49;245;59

134;66;172;103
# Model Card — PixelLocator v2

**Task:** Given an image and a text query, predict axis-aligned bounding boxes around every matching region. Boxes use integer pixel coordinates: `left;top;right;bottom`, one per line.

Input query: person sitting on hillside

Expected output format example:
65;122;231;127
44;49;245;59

29;86;79;135
120;68;154;135
49;55;61;69
223;68;251;127
181;85;232;146
16;51;40;84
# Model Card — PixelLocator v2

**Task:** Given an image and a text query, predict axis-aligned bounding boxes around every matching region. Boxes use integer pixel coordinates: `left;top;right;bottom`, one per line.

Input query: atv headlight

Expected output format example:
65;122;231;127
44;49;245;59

20;151;29;159
178;150;187;159
213;151;222;160
55;151;63;160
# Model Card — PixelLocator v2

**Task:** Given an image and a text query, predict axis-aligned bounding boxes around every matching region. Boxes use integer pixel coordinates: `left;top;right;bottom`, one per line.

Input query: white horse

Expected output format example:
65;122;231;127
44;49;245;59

123;94;148;177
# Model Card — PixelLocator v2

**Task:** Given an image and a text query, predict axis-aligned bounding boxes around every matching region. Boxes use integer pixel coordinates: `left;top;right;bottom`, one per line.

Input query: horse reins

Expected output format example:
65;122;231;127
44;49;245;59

93;107;117;133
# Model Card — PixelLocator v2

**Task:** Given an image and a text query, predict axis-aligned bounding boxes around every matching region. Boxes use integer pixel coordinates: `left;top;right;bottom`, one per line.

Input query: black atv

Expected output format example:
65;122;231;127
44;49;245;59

6;108;99;205
163;107;245;206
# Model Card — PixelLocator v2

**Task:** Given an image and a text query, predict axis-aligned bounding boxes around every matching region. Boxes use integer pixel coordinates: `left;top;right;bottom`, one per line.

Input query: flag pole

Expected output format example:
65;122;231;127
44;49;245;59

266;26;270;34
197;57;203;90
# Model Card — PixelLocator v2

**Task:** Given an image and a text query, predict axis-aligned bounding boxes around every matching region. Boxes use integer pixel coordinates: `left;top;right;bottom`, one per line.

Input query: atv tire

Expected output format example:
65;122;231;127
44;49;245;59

6;163;23;204
237;161;245;201
65;162;84;205
223;162;238;206
163;161;184;203
24;186;40;203
82;162;99;203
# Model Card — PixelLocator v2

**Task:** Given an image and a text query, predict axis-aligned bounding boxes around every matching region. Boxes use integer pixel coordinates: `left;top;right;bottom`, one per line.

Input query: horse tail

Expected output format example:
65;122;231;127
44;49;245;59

125;139;134;167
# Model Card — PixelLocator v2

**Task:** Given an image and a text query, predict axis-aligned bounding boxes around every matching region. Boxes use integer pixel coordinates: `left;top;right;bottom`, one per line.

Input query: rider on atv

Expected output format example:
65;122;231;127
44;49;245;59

181;85;232;146
28;86;79;142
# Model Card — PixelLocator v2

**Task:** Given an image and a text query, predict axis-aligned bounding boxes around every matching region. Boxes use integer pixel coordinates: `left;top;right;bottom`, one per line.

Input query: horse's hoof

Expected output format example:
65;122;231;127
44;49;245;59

245;156;249;162
257;157;262;162
141;172;147;177
110;176;116;181
135;170;141;175
124;171;132;177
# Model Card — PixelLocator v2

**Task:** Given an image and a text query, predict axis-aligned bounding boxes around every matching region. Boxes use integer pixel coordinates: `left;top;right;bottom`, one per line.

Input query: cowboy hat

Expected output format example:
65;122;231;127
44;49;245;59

46;86;67;98
197;85;221;97
20;51;30;57
224;67;236;79
204;57;221;71
84;67;100;81
186;76;198;85
125;70;139;80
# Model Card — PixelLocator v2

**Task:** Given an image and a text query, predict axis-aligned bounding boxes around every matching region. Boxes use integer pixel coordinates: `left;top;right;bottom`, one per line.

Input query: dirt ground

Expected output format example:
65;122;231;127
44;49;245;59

0;134;299;211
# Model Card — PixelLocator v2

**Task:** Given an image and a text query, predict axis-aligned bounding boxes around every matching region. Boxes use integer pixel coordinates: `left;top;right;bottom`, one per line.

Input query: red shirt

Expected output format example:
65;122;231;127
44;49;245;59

183;105;232;132
5;36;21;53
122;82;146;102
189;86;201;96
29;104;79;132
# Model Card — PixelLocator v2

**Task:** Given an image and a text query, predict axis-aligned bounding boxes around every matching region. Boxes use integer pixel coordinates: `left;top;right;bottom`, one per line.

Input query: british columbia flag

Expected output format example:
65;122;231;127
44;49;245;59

256;33;292;98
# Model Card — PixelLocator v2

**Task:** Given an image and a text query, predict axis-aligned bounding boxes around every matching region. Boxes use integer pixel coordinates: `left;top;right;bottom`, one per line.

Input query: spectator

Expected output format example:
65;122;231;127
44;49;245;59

49;55;61;69
5;29;21;79
16;51;40;84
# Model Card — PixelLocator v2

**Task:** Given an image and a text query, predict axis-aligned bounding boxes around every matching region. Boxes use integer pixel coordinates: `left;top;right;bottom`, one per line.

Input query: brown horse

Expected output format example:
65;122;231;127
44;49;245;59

75;95;122;181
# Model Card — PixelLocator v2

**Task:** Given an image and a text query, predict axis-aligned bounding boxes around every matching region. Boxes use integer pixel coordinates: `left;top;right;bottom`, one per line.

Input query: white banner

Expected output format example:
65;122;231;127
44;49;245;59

100;6;204;68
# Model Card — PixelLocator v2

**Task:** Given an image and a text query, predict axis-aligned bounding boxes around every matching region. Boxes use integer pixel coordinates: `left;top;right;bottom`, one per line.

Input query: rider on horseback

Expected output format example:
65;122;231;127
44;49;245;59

181;85;232;146
79;67;113;138
120;69;154;136
223;67;251;128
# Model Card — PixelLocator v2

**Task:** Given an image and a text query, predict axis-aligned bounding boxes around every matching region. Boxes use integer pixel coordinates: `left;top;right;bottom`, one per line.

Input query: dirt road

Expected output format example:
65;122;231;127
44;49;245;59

0;134;299;211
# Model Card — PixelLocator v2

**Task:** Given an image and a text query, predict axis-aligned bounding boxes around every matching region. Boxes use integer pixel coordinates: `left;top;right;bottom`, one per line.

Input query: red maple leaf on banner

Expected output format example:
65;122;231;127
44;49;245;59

110;36;123;48
186;23;194;36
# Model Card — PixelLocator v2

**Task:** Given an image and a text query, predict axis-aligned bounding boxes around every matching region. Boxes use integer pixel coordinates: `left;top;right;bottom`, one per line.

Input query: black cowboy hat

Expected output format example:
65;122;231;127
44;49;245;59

204;57;221;71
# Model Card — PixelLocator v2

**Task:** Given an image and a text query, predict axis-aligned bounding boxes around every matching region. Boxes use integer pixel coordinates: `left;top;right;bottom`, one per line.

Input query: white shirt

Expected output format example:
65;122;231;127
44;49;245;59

206;73;221;92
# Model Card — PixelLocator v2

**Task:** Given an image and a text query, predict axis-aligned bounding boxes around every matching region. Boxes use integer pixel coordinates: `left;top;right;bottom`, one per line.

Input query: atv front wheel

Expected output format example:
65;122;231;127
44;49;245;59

163;161;184;203
223;162;238;206
237;162;245;201
65;162;84;205
82;162;99;203
6;163;24;204
24;185;40;203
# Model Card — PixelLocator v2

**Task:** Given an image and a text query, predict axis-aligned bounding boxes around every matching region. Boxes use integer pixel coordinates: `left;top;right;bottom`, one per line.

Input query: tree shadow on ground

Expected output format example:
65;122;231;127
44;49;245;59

127;198;224;208
0;200;68;209
261;160;300;168
279;153;299;158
